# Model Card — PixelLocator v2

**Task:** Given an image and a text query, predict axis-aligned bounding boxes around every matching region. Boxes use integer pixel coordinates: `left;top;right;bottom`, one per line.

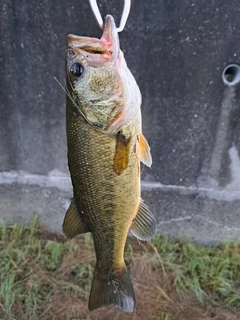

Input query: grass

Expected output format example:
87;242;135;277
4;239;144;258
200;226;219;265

0;219;240;319
0;218;89;320
159;314;170;320
151;235;240;305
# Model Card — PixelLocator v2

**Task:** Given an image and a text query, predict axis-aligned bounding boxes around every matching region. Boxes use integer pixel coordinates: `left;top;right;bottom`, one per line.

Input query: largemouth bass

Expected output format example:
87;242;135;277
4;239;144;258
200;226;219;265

63;15;156;313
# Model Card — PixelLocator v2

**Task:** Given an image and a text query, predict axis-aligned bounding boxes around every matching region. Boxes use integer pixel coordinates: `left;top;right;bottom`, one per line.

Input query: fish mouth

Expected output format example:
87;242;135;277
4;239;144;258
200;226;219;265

67;15;120;68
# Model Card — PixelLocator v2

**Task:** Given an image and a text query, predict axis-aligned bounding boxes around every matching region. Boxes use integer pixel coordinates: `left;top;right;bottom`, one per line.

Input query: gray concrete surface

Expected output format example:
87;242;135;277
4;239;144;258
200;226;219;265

1;1;240;243
1;171;240;245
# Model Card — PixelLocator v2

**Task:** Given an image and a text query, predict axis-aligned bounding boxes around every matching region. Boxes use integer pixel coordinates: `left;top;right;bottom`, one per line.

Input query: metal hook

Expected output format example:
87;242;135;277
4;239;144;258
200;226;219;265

89;0;131;32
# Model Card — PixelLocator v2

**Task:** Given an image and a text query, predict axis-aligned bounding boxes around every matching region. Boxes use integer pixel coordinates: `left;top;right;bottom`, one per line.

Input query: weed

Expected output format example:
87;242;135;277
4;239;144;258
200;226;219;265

1;220;240;320
152;235;240;306
160;313;170;320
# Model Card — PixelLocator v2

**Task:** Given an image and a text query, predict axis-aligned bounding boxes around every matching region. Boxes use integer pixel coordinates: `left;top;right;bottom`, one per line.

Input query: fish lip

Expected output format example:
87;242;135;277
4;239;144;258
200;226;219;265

67;15;120;66
101;15;120;62
101;15;117;43
67;35;104;51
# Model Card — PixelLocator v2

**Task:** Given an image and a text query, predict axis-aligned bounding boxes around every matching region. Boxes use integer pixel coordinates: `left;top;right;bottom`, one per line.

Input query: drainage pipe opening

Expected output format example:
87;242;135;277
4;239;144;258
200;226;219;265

222;64;240;86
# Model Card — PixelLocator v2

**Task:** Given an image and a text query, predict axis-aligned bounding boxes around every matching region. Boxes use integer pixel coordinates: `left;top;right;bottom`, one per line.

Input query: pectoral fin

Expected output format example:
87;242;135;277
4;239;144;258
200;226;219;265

130;199;156;241
139;134;152;167
113;131;131;175
62;198;89;239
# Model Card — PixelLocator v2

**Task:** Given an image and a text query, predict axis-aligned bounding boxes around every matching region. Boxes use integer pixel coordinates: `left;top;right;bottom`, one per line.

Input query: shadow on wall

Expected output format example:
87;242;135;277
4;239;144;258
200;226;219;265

197;64;240;189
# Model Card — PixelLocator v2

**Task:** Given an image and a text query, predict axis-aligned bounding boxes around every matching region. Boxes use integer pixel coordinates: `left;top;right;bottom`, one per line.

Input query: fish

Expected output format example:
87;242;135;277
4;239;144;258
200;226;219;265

62;15;156;313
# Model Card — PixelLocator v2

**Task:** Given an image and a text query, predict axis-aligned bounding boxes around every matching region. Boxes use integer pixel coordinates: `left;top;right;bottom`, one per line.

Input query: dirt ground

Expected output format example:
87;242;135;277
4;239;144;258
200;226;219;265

1;227;240;320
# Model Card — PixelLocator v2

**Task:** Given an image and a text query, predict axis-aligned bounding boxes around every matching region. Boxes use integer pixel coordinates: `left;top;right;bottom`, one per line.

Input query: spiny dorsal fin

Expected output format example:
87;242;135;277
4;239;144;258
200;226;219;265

113;131;131;175
139;134;152;167
62;198;89;239
130;199;156;241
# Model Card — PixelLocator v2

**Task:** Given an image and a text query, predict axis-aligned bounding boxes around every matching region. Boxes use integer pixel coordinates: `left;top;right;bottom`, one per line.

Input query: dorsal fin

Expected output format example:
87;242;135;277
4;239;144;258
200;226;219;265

62;198;89;239
139;134;152;167
130;199;156;241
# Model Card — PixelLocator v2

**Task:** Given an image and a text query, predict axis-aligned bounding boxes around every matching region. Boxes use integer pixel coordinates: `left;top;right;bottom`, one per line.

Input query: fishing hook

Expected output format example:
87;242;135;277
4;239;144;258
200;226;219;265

88;0;131;32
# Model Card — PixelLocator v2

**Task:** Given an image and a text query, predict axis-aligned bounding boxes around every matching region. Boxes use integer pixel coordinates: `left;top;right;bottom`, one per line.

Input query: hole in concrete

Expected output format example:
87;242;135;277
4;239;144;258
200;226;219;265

222;64;240;86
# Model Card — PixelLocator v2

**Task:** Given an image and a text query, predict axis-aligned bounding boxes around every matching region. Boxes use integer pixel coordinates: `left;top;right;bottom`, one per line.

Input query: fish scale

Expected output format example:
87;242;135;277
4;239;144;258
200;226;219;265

63;15;156;313
67;99;140;270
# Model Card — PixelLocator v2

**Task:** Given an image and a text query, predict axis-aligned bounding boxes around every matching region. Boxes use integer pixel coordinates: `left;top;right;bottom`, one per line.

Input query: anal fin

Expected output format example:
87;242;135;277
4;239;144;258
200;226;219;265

130;199;156;241
62;198;89;239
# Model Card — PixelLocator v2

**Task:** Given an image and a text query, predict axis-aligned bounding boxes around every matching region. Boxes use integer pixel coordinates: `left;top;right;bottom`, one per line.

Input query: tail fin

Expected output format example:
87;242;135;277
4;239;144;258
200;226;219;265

88;266;135;313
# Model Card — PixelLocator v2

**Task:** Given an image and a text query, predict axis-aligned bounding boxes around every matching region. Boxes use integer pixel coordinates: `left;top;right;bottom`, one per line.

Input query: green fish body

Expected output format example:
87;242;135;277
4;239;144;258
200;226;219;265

63;15;156;313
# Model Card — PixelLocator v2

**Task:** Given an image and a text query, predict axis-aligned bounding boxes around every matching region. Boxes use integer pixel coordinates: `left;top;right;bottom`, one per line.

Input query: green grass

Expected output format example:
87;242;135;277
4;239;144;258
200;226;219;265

1;219;240;319
0;218;91;319
159;313;170;320
151;235;240;305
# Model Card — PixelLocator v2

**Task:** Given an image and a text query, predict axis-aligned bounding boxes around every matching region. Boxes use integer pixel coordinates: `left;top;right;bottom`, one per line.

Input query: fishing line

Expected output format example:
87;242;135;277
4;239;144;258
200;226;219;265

89;0;131;32
54;77;111;135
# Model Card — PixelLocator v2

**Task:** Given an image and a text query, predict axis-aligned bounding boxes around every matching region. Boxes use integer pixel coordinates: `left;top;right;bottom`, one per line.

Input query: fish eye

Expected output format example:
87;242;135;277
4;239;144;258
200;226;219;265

70;63;84;77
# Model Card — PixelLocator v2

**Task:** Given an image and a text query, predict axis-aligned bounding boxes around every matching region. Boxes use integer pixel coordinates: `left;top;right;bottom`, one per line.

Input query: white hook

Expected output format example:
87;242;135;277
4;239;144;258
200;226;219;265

89;0;131;32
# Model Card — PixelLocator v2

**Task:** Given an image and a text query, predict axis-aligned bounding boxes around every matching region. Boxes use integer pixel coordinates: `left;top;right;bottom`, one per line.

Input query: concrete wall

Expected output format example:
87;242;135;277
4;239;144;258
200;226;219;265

1;0;240;244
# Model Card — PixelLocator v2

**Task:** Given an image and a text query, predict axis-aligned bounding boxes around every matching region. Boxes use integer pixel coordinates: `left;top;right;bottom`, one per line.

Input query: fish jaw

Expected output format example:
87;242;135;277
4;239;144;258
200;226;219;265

67;15;120;68
100;14;120;63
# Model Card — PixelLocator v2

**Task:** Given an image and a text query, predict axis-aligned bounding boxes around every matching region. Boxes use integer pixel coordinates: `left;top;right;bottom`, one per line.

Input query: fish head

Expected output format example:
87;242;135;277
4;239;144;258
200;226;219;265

66;15;141;132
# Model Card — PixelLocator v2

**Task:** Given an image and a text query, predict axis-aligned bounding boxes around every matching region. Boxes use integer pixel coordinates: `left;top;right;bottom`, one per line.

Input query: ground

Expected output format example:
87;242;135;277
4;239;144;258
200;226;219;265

0;220;240;320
